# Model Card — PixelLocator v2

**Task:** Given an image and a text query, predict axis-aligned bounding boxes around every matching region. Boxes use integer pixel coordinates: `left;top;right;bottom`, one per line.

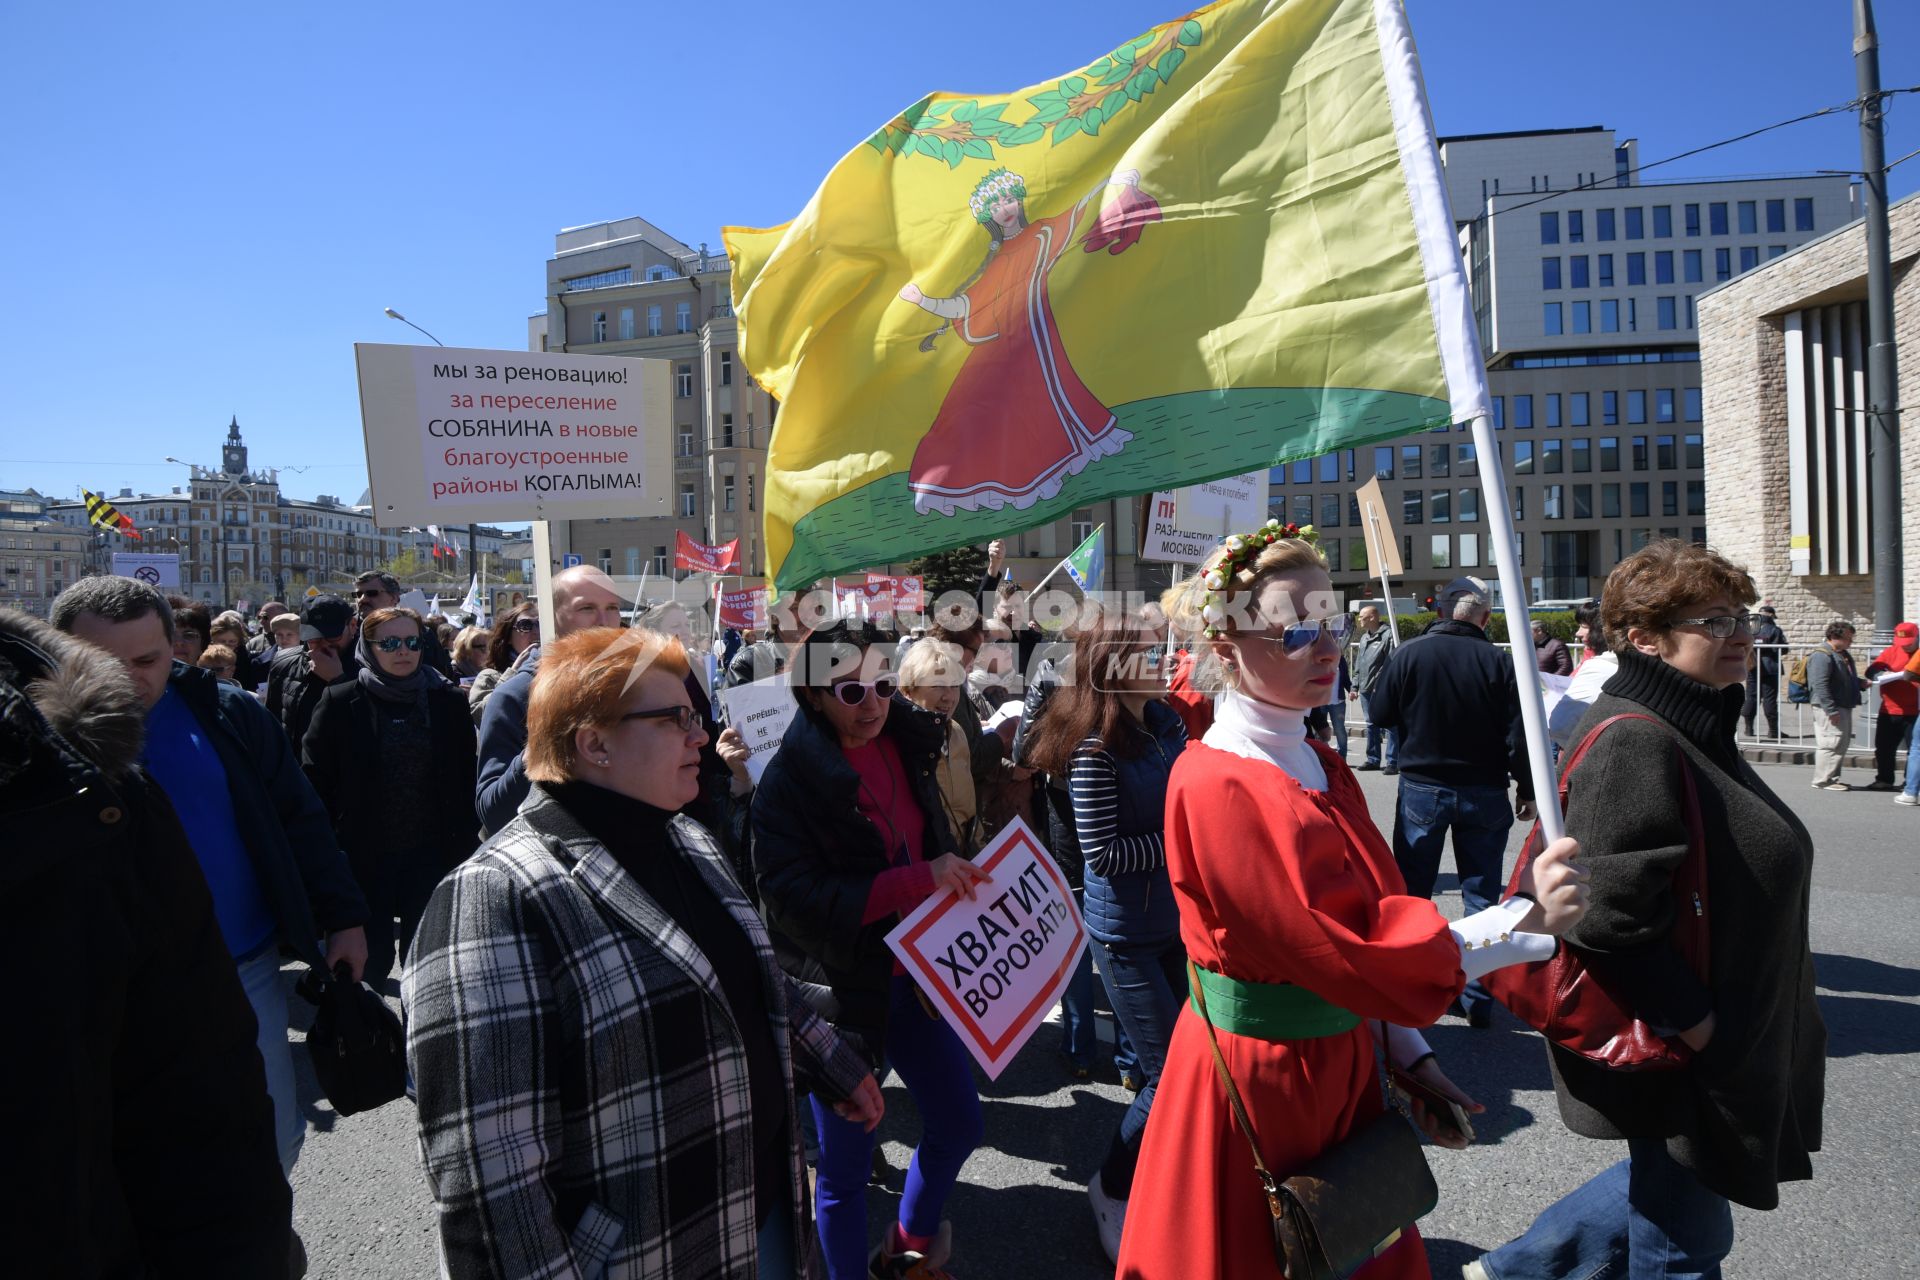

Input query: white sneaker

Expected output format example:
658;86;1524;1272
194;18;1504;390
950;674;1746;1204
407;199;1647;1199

1087;1169;1127;1264
1896;793;1920;807
1463;1261;1492;1280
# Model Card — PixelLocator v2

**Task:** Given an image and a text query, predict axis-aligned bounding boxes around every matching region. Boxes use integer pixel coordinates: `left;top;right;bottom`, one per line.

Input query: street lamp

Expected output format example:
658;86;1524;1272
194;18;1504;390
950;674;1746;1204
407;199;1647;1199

383;307;445;347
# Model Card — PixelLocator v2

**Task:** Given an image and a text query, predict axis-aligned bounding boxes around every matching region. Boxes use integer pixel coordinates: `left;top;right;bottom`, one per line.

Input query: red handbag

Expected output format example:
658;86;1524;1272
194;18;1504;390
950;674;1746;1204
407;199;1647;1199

1483;714;1709;1072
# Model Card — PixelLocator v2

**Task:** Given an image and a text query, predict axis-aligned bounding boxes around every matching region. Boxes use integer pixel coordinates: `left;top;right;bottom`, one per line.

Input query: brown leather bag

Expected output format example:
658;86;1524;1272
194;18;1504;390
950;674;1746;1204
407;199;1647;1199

1189;962;1438;1279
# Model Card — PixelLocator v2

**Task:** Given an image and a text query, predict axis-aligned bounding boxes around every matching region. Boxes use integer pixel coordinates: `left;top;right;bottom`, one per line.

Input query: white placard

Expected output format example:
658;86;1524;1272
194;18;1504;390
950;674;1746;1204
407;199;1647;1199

354;343;673;527
1173;470;1269;535
715;675;797;785
111;552;180;589
1140;470;1268;565
885;819;1088;1079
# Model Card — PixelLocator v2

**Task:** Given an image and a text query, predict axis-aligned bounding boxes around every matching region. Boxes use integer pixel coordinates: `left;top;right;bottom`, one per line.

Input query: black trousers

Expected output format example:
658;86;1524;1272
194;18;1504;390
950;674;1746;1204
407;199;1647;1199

1875;712;1916;784
1744;669;1779;734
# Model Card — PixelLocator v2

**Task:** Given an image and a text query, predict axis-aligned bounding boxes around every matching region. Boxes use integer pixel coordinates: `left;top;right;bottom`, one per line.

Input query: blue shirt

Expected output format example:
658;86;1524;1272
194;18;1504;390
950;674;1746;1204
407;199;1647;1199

142;688;278;958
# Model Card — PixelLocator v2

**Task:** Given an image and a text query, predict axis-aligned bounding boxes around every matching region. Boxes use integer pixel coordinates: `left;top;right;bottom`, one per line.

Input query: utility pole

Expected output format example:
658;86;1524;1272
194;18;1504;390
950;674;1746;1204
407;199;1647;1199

1857;0;1904;646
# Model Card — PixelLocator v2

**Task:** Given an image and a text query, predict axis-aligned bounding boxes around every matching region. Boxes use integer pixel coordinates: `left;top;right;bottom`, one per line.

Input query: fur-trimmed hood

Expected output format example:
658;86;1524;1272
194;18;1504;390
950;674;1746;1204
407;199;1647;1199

0;607;145;792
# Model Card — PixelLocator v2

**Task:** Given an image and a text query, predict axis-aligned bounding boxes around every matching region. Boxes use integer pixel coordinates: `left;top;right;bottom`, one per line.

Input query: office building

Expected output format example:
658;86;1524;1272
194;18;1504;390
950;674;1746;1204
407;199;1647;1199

1271;126;1855;604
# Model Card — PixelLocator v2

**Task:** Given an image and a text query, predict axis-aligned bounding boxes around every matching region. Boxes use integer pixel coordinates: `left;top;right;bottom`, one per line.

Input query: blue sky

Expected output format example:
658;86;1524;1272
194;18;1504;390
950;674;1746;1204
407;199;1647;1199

4;0;1915;506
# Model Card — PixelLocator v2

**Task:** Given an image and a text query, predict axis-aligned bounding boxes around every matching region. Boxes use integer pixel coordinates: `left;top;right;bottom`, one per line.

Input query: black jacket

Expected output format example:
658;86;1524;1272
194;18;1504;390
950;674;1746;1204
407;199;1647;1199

751;696;958;1037
265;643;357;750
0;609;291;1277
300;676;479;899
1549;649;1825;1210
1367;619;1533;800
169;661;370;965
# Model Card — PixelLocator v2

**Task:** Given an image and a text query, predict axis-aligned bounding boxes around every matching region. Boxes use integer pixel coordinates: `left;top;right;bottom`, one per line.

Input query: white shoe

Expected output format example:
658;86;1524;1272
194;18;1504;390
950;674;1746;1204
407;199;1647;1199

1088;1170;1126;1264
1896;793;1920;807
1463;1261;1492;1280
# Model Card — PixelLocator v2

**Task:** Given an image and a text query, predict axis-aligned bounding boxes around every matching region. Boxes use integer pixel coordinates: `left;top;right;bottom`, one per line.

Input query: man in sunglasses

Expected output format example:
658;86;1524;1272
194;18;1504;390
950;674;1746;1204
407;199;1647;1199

1367;575;1534;1029
351;570;454;679
476;565;628;835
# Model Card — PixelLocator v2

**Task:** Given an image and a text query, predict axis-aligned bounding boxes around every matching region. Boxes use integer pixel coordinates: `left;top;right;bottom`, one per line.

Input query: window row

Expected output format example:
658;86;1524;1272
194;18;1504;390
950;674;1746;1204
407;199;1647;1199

1541;245;1788;294
1540;197;1813;245
1544;296;1697;335
1486;390;1703;429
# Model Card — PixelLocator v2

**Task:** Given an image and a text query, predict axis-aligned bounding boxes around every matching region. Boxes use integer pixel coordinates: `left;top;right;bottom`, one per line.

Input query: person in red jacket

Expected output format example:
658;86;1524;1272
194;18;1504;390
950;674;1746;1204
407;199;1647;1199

1865;621;1919;790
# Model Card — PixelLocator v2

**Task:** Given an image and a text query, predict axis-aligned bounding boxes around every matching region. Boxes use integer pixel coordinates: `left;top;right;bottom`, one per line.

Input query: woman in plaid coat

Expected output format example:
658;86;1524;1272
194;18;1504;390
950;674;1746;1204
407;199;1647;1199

404;627;882;1280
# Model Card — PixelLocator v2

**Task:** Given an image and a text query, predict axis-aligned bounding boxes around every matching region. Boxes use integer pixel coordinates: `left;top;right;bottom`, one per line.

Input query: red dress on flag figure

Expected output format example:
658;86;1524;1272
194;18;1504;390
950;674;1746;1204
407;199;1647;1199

1117;732;1464;1280
899;167;1159;516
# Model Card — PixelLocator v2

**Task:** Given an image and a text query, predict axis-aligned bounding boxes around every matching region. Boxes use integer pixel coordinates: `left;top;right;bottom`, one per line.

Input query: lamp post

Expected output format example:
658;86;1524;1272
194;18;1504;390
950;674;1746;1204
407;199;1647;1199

1855;0;1904;647
384;309;476;576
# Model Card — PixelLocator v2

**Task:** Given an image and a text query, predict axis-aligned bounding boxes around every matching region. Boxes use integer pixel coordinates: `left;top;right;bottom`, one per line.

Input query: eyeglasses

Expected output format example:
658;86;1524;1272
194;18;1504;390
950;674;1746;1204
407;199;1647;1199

352;589;387;599
832;677;898;707
1670;612;1753;639
372;635;423;653
1249;615;1353;654
619;704;699;732
512;618;539;633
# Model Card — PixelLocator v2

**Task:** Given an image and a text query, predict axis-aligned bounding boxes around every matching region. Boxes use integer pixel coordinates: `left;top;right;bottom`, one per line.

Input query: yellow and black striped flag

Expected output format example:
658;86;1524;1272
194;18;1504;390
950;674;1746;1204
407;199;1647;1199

82;490;141;539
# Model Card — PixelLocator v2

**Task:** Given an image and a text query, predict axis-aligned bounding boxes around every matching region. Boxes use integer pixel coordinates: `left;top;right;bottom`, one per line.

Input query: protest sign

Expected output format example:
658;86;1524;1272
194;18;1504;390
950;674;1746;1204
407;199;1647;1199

719;586;768;631
863;573;925;612
676;530;741;574
353;343;673;526
111;552;180;588
715;675;796;785
1140;471;1266;565
886;819;1088;1079
1354;475;1405;576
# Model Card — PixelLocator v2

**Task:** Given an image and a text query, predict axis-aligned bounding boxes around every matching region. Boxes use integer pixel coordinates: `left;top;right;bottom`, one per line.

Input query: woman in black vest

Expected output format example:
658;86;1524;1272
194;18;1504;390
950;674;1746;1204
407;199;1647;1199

302;606;477;987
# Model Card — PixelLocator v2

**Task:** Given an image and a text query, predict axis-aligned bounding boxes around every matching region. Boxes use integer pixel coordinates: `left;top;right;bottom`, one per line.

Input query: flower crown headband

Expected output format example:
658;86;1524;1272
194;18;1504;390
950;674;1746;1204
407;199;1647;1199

1199;518;1319;638
969;168;1027;223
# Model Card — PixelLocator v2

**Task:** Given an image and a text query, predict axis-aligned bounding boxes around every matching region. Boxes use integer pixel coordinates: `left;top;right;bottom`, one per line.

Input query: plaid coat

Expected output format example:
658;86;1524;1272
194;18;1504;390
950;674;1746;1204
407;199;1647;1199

403;784;870;1280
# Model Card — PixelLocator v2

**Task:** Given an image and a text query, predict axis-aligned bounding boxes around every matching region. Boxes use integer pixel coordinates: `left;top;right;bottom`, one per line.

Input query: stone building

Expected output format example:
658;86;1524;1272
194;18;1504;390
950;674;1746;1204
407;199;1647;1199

1697;190;1920;645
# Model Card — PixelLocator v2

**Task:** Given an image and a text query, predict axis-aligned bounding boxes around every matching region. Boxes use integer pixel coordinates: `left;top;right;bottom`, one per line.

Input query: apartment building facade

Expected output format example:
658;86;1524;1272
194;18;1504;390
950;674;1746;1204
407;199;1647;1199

0;488;90;615
1272;126;1855;605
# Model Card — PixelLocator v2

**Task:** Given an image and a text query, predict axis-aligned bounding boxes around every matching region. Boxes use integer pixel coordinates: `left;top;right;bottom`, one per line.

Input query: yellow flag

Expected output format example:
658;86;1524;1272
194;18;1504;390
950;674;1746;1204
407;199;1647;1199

728;0;1487;591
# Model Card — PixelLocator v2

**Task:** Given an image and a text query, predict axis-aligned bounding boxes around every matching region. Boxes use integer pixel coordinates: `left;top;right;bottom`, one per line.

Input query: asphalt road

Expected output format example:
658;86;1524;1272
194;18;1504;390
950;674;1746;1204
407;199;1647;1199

287;762;1920;1278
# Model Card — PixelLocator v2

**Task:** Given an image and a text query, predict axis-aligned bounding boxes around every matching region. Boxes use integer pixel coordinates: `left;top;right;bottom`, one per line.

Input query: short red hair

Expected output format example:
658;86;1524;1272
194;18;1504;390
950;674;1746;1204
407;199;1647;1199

525;626;689;783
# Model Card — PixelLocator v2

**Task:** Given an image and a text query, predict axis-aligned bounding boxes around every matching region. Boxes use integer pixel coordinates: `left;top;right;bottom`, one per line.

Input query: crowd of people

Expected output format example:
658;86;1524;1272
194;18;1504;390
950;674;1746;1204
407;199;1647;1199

3;525;1885;1279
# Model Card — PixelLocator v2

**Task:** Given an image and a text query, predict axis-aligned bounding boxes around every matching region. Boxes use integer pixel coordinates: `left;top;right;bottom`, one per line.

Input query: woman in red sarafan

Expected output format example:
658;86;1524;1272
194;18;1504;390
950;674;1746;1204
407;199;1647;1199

1117;527;1589;1280
897;166;1159;517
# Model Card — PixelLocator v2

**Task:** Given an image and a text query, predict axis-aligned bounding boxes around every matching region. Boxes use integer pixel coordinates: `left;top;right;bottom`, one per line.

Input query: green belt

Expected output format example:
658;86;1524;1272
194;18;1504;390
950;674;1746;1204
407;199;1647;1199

1188;965;1361;1041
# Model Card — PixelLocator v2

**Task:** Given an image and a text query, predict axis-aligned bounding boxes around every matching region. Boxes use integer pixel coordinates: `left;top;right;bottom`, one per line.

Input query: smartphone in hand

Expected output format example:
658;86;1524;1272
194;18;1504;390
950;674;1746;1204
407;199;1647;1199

1388;1066;1476;1145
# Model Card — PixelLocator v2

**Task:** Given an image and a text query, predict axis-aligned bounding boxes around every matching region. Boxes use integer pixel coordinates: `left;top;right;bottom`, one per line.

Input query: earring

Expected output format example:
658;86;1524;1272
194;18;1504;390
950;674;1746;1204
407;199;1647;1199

596;756;611;767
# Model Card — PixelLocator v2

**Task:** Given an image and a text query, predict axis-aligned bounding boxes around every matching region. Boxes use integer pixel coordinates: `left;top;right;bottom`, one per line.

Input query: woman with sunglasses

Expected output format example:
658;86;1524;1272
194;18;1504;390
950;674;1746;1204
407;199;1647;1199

753;619;989;1280
301;605;477;987
1021;605;1186;1263
469;602;540;726
406;626;882;1279
1116;525;1588;1280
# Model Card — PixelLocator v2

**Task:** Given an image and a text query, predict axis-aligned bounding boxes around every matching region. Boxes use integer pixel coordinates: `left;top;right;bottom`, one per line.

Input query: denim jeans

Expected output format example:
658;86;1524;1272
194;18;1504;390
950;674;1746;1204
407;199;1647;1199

1059;889;1137;1075
1479;1138;1734;1280
1392;779;1512;1018
237;944;302;1174
1324;701;1348;761
1364;723;1397;768
1905;716;1920;798
1089;933;1186;1199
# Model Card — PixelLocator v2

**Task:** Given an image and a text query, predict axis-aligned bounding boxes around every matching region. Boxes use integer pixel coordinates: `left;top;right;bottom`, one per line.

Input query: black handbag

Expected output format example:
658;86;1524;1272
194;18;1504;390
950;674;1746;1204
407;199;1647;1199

1189;962;1438;1279
300;964;408;1117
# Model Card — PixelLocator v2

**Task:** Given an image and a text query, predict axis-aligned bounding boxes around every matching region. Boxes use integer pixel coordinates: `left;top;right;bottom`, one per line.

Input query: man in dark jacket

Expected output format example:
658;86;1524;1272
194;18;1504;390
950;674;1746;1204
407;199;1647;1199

53;579;369;1194
1532;619;1574;676
1743;603;1787;737
267;593;360;748
0;607;293;1278
476;565;626;833
1368;575;1534;1027
1350;605;1397;771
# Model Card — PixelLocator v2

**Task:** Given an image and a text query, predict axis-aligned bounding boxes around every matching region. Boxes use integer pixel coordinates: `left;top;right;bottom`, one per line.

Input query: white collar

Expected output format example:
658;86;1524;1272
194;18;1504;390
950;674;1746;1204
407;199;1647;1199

1202;689;1329;792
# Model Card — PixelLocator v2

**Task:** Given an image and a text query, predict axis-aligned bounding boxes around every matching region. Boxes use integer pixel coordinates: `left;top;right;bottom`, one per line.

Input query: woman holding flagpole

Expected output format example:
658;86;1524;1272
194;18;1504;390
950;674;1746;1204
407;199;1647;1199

1116;522;1588;1280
